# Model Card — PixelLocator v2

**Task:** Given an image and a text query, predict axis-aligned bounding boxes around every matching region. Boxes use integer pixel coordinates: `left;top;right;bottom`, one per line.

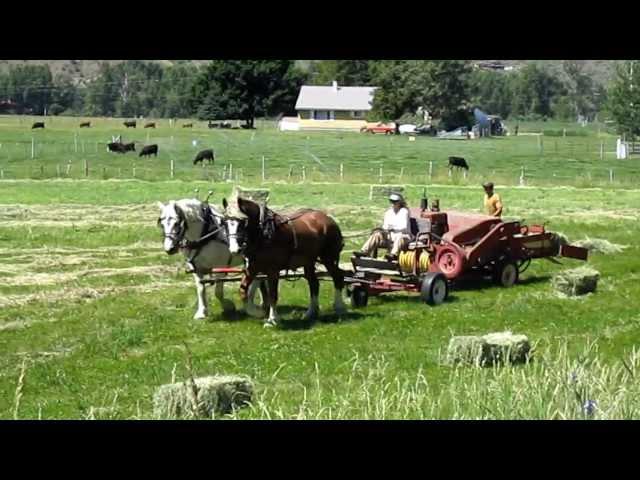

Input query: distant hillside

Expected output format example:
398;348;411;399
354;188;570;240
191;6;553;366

476;60;620;86
0;59;622;87
0;60;208;83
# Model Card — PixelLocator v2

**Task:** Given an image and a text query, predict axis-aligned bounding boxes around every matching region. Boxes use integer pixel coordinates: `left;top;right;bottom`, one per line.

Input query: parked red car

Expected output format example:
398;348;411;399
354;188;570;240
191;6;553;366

360;122;396;134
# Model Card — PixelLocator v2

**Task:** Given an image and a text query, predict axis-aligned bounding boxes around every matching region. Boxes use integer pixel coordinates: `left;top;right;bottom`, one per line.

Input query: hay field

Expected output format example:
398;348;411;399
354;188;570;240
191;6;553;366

1;116;640;419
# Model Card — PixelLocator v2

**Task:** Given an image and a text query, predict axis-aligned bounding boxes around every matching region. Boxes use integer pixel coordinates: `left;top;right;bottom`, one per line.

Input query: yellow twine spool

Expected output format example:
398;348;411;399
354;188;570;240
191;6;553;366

399;250;431;273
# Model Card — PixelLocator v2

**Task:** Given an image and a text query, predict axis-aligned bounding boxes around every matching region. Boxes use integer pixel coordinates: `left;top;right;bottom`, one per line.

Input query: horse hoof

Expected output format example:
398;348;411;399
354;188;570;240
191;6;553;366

263;322;276;328
193;313;207;321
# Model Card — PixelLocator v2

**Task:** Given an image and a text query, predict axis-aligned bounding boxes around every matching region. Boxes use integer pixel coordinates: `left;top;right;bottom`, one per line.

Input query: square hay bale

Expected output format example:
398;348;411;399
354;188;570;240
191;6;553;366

552;266;600;296
481;332;531;365
445;335;485;366
446;332;532;367
572;237;626;255
233;186;270;204
153;375;253;419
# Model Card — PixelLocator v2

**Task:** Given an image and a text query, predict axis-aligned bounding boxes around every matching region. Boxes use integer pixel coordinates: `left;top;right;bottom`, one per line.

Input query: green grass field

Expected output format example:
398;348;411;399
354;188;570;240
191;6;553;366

1;115;640;419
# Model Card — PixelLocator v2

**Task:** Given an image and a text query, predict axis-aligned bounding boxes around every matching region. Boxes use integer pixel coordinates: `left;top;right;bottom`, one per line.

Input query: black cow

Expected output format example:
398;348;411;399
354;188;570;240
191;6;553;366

144;122;156;128
122;142;136;152
80;121;91;128
32;122;45;129
124;120;137;128
448;156;469;171
193;149;215;165
139;144;158;157
183;123;193;128
107;142;126;153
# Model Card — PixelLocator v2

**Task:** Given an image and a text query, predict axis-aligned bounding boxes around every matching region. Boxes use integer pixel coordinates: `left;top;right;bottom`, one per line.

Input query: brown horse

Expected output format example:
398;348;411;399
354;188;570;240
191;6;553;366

222;196;347;327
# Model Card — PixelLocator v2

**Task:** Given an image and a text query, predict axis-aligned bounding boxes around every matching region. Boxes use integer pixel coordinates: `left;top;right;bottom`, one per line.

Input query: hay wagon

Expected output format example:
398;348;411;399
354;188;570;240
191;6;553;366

345;196;589;308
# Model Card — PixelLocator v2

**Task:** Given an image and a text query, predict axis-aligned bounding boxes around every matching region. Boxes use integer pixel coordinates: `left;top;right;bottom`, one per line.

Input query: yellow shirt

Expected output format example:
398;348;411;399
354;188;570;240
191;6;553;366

484;193;503;216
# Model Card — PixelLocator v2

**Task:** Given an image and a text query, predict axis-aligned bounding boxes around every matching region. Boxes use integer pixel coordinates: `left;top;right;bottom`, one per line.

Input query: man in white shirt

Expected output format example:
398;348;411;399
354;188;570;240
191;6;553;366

355;193;411;261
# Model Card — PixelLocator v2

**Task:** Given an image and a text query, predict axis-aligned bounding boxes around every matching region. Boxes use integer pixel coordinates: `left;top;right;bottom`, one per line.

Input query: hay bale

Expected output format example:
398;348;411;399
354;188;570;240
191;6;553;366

233;186;270;204
572;237;626;255
153;375;253;419
446;331;532;367
552;266;600;296
445;335;485;366
481;332;531;365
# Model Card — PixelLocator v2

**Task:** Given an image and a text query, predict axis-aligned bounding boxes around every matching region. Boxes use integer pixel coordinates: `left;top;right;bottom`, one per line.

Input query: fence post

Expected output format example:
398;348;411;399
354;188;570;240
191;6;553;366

340;163;344;182
40;165;44;177
563;128;566;138
82;140;85;154
288;166;293;180
74;133;78;153
118;168;122;178
102;167;106;179
378;165;383;184
600;141;604;161
170;159;175;179
463;169;467;180
0;168;3;179
369;185;373;201
229;163;233;181
84;159;88;177
609;169;614;183
31;137;35;159
222;165;227;181
519;166;525;186
56;164;60;177
133;164;136;178
302;165;306;181
66;162;72;176
262;155;265;182
429;161;433;181
399;166;404;181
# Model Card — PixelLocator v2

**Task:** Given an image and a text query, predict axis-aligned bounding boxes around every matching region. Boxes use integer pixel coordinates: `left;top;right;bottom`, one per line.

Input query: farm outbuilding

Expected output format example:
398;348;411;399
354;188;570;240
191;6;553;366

294;81;377;131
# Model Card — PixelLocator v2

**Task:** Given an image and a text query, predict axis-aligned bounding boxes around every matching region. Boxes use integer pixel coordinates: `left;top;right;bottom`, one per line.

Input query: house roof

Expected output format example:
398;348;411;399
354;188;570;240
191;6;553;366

295;85;377;111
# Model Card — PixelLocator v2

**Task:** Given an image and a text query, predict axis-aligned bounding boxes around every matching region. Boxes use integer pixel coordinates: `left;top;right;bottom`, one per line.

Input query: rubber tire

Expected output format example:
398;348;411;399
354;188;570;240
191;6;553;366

493;260;519;287
350;286;369;308
420;272;448;306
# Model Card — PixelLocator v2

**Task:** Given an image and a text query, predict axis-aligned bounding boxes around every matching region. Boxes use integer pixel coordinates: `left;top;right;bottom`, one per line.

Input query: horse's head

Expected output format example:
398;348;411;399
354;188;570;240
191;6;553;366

157;201;187;254
222;196;260;254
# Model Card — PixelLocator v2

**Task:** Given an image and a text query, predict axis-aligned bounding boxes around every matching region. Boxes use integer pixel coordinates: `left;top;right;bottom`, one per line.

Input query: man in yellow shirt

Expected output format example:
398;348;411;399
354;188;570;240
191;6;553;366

483;182;503;217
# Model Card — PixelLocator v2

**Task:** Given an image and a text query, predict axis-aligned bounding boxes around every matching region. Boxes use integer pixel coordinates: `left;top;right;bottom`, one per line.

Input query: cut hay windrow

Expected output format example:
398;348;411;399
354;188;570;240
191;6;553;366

572;237;627;255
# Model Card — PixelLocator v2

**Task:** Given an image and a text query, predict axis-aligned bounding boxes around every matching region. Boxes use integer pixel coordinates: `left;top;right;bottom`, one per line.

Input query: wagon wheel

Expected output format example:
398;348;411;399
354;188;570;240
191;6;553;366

493;260;519;287
420;272;448;306
350;286;369;308
435;245;466;279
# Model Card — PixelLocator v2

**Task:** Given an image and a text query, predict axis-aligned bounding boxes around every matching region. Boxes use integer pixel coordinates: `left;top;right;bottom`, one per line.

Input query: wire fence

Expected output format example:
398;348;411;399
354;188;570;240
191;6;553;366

0;120;639;188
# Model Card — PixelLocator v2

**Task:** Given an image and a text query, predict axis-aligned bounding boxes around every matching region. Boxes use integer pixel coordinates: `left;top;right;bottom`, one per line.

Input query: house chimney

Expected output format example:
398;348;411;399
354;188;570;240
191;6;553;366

332;80;338;92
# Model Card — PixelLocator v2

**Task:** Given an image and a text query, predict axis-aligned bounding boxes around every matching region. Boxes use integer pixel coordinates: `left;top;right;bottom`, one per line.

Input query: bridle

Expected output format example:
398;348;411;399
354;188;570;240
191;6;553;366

224;215;250;254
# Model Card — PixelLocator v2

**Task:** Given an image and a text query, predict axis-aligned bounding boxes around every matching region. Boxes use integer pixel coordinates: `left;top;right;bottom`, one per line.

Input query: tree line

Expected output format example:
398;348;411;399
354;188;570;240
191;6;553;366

0;60;636;135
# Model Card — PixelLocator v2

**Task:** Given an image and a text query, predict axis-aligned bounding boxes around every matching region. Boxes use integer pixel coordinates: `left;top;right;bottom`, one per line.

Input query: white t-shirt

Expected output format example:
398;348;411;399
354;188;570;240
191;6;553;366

383;207;410;234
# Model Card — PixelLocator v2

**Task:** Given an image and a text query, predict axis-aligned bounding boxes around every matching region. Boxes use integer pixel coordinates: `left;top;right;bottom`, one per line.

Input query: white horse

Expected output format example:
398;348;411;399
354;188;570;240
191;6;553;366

157;198;265;320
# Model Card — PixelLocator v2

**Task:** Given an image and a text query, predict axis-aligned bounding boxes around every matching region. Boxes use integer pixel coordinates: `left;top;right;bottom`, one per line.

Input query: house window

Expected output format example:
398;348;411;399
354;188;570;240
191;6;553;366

352;111;363;118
